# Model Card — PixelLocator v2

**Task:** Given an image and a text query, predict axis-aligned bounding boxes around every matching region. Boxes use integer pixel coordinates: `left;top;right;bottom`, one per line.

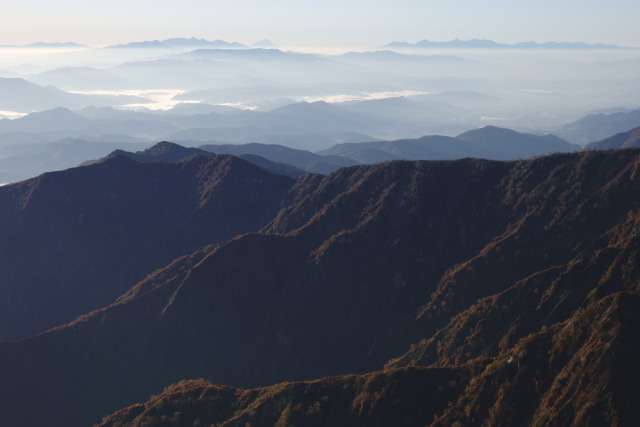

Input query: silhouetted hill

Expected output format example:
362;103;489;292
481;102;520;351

200;142;359;174
89;141;307;178
321;125;578;161
0;149;638;426
585;125;640;149
102;141;208;163
455;125;578;158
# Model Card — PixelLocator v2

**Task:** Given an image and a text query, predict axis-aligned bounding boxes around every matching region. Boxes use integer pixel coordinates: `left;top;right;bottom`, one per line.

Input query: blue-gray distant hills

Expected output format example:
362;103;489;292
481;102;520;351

320;126;579;162
0;42;86;48
103;38;246;49
251;39;278;48
384;39;628;49
585;125;640;150
91;141;308;178
558;107;640;145
0;77;144;111
199;142;358;174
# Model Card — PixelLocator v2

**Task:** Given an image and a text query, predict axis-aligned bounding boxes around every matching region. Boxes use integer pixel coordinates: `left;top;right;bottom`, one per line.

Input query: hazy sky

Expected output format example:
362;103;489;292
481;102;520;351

1;0;639;48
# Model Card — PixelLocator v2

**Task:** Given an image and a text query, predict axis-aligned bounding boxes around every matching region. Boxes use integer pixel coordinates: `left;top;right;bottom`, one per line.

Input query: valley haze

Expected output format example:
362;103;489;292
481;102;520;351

0;35;639;186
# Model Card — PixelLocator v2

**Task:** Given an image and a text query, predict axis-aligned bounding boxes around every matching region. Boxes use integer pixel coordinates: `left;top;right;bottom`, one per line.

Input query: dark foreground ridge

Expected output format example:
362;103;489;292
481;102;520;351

0;145;638;426
98;293;640;426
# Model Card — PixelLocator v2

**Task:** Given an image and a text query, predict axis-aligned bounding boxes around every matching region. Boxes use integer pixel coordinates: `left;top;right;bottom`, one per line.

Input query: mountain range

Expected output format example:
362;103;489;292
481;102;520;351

100;38;248;51
1;39;638;149
1;34;639;426
559;107;640;144
385;39;628;49
320;125;578;162
89;141;307;178
0;143;637;425
0;42;86;48
0;112;583;184
585;125;640;150
0;77;144;111
199;142;358;174
0;105;622;186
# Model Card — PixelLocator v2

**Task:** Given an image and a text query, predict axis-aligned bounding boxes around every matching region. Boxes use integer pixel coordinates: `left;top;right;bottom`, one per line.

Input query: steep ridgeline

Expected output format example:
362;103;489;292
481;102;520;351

89;141;307;177
0;148;295;341
97;366;480;427
0;149;638;426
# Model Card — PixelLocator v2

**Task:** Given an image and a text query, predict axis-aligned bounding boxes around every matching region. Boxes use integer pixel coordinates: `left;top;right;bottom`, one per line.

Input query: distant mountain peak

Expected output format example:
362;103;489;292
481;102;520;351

19;106;87;122
148;140;182;150
459;124;518;137
251;39;277;48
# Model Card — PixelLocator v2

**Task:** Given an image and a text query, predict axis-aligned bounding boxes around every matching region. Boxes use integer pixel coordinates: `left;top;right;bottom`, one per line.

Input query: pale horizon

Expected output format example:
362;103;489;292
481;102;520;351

1;0;639;48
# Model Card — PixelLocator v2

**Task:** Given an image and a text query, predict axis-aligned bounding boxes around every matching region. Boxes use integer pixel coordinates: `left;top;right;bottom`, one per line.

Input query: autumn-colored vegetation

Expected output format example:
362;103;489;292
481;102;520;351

0;145;638;426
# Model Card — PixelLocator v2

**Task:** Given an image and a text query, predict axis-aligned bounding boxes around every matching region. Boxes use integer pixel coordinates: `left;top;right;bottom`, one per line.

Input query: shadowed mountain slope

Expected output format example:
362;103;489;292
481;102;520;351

98;211;640;426
0;149;638;426
97;366;479;427
0;151;295;341
97;295;640;426
431;292;640;426
388;208;640;369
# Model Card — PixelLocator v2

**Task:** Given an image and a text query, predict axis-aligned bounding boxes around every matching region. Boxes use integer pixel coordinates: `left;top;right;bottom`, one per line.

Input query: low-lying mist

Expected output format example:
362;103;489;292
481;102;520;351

0;40;639;183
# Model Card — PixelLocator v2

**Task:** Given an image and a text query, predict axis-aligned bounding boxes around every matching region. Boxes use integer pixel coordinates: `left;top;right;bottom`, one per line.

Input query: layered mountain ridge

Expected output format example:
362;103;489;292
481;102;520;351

319;125;578;162
0;144;638;425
